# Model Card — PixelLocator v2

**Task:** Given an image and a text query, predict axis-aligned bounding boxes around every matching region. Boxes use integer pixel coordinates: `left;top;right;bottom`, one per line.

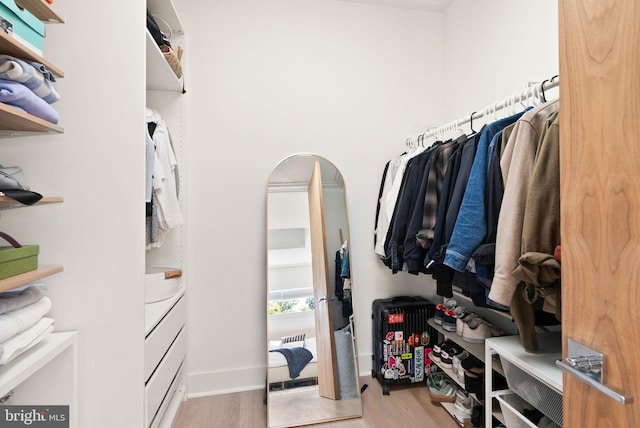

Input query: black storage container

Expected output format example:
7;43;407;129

371;296;436;395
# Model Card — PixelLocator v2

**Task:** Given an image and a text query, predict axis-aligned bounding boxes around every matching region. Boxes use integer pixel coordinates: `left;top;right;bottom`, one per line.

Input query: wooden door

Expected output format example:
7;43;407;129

308;160;340;400
560;0;640;425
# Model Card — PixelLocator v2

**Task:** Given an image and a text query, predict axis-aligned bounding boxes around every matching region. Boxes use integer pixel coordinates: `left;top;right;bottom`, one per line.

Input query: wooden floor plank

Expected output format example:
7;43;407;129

173;376;461;428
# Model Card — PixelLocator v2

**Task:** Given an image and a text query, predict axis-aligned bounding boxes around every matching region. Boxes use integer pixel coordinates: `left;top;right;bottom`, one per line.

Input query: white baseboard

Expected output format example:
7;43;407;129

186;352;374;398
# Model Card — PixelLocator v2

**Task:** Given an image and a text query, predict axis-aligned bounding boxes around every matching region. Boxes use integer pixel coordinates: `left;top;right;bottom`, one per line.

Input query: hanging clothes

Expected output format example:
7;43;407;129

145;108;184;249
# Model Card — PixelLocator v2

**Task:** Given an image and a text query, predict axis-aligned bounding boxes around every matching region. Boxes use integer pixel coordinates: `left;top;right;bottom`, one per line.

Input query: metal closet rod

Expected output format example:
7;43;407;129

412;76;559;144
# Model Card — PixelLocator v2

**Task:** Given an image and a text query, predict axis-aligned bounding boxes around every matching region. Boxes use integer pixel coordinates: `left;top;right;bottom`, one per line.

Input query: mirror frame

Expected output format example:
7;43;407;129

265;153;361;428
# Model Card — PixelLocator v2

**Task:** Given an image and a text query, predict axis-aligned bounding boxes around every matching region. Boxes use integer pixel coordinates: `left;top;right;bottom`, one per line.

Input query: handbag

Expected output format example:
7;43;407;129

0;165;42;205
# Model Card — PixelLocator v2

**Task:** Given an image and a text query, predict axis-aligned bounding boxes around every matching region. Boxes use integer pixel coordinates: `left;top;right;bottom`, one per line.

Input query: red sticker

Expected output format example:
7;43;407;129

386;332;394;341
388;313;404;324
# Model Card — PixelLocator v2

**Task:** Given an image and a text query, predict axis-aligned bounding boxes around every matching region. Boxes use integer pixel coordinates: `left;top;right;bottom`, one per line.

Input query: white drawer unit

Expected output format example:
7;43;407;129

145;295;186;382
145;327;186;426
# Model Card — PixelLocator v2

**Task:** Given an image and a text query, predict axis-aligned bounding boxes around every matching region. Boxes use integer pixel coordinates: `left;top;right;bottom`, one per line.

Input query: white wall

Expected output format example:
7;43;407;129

0;2;146;427
179;0;445;395
179;0;560;396
442;0;559;124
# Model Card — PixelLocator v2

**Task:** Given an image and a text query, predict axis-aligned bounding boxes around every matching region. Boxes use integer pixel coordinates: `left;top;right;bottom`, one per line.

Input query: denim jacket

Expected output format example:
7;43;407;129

443;110;527;272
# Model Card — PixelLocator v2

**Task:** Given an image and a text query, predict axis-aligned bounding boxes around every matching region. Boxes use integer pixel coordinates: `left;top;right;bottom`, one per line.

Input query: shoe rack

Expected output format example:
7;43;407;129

428;317;503;426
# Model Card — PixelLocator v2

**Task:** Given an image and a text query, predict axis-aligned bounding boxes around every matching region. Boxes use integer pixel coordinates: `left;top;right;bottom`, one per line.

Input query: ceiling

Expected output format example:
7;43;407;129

338;0;454;12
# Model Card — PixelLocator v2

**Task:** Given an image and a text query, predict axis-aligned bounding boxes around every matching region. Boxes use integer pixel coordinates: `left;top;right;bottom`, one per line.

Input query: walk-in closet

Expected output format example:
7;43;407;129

0;0;636;427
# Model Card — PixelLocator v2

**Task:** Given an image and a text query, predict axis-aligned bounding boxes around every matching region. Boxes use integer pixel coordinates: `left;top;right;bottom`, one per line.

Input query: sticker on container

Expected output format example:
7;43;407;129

389;355;396;369
386;331;394;341
415;346;424;381
421;331;430;345
395;331;403;341
388;313;404;324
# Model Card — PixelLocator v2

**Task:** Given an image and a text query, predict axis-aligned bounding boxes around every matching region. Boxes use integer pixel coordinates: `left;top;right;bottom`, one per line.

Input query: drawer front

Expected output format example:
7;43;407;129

145;328;186;425
145;296;186;382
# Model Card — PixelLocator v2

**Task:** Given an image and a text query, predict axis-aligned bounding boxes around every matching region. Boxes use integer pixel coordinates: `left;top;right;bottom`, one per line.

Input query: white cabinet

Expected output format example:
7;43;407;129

485;333;563;428
145;0;187;426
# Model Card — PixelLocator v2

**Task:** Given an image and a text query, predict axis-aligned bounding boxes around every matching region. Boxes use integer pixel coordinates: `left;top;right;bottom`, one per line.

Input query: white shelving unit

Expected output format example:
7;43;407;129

0;2;77;426
485;332;563;428
145;0;187;426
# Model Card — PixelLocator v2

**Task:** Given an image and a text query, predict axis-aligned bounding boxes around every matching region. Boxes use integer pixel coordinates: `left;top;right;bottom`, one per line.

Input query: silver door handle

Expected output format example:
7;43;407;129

556;338;633;404
318;295;335;303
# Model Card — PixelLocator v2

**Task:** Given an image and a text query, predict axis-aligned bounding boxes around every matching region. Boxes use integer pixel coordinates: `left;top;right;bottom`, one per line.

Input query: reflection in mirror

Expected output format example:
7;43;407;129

266;154;361;427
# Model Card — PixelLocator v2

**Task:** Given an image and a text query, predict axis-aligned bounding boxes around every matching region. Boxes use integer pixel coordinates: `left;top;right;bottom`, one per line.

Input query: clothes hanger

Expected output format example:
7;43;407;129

469;111;477;135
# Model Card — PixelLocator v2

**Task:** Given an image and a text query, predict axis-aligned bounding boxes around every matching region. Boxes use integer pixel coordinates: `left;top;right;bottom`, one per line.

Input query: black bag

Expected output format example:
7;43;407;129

371;296;435;395
147;10;171;48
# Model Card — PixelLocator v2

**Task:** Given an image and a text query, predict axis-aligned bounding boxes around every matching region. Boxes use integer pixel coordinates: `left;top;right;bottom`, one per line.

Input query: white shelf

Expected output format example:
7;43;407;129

0;331;77;398
147;0;184;35
145;288;185;336
485;332;563;393
146;31;183;92
428;318;486;363
441;402;463;427
428;351;465;389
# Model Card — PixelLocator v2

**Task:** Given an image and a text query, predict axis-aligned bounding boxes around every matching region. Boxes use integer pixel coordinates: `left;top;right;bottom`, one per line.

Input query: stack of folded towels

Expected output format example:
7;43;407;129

0;282;53;365
0;54;60;124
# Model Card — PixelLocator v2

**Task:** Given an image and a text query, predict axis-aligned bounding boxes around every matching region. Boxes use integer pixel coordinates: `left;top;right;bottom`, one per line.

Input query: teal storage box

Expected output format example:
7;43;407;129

0;243;38;280
0;0;45;53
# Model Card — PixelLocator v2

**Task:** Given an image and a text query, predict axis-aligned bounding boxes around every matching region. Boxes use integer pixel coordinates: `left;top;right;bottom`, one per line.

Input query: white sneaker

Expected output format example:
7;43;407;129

462;318;502;343
454;391;473;423
452;350;469;375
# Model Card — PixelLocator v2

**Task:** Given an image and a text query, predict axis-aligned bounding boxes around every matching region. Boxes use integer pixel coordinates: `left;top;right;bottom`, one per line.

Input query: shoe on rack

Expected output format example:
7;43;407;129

432;342;449;362
434;303;446;325
440;348;454;368
444;298;457;311
470;405;484;427
464;370;485;400
427;371;460;403
454;390;473;423
454;306;476;336
462;317;503;343
442;310;457;332
452;349;469;375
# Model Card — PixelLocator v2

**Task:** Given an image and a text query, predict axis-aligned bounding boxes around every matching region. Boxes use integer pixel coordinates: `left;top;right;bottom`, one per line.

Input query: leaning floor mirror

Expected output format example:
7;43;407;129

266;154;362;427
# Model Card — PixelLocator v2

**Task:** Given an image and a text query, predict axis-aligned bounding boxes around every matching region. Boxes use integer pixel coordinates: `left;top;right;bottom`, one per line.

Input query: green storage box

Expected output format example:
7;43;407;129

0;243;38;280
0;0;45;53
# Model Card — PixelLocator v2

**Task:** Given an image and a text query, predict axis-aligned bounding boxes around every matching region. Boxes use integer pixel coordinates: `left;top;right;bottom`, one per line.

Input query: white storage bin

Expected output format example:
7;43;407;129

145;267;182;303
501;357;563;426
495;391;537;428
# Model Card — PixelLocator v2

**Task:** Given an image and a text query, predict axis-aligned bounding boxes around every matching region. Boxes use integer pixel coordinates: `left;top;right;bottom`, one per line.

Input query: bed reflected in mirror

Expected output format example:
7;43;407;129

266;154;361;428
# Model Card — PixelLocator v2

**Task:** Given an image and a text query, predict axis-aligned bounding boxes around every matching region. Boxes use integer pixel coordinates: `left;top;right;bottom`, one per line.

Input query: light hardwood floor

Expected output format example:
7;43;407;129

173;376;462;428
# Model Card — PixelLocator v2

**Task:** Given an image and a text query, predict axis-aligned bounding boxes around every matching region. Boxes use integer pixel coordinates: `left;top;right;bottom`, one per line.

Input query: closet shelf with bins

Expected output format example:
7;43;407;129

485;333;563;428
0;3;64;135
147;0;184;92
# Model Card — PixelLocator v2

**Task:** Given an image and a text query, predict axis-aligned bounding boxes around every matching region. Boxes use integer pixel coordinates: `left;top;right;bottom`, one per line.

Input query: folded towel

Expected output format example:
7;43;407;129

0;296;51;343
0;55;60;104
0;283;46;316
0;317;54;365
269;347;313;379
0;79;59;124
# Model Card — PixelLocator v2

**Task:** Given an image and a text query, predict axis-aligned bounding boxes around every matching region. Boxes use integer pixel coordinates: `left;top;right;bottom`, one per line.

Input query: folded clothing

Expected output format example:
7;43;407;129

0;55;60;104
0;79;59;124
0;317;53;365
0;283;46;316
0;296;51;343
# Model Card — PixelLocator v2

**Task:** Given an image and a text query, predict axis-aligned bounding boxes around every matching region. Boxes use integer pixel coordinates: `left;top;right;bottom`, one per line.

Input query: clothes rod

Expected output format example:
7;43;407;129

412;76;559;144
